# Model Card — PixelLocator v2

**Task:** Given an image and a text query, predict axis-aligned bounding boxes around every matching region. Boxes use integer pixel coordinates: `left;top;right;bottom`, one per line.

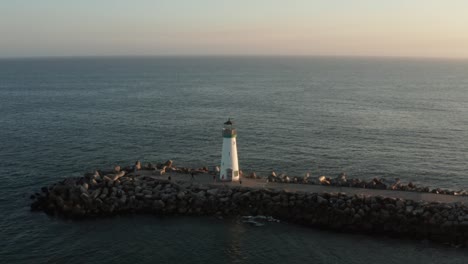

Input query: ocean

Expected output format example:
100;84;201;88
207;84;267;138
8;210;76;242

1;56;467;263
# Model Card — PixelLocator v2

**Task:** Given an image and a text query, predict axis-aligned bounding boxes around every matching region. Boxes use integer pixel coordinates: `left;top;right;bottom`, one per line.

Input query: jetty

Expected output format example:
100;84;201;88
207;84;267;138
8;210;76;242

161;172;468;204
30;162;468;247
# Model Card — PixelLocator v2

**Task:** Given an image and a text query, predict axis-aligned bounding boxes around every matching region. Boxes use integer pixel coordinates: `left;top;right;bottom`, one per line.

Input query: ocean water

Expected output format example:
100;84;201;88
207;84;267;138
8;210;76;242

0;56;467;263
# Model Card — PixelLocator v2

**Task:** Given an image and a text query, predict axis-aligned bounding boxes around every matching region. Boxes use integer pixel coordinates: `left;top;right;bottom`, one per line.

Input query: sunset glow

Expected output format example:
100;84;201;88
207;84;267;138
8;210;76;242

1;0;468;58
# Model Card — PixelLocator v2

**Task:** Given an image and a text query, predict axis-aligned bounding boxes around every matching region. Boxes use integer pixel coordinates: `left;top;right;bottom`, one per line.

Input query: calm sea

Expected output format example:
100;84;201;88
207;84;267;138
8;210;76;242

0;57;467;263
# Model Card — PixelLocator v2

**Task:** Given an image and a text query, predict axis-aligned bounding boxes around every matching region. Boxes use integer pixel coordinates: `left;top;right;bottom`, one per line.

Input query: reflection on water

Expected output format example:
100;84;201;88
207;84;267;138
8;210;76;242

226;220;247;264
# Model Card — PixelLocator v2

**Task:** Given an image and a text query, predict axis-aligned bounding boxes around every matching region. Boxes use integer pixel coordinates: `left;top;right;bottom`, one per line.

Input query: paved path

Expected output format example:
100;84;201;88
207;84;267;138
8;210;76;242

141;171;468;204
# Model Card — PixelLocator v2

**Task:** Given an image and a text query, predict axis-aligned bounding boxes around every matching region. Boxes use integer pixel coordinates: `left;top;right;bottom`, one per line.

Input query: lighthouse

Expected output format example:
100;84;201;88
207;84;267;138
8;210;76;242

220;118;239;181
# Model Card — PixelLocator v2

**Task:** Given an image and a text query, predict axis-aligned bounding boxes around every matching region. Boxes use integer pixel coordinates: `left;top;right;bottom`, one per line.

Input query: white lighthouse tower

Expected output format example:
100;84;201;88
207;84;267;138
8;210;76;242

220;118;239;182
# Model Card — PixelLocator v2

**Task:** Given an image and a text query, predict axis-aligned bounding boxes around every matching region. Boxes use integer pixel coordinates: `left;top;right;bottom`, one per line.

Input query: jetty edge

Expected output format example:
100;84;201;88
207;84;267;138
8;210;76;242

30;161;468;247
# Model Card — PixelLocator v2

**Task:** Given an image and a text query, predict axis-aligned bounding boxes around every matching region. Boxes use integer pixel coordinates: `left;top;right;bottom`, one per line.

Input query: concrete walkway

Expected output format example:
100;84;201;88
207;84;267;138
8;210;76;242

141;171;468;204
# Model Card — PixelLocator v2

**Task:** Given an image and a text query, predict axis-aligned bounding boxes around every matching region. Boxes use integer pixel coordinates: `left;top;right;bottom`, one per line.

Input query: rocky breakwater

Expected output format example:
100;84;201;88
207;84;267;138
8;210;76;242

259;171;468;196
31;168;468;247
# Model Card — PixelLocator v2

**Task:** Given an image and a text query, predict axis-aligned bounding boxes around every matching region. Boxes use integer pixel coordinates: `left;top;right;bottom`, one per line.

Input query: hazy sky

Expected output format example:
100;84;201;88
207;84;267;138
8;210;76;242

1;0;468;58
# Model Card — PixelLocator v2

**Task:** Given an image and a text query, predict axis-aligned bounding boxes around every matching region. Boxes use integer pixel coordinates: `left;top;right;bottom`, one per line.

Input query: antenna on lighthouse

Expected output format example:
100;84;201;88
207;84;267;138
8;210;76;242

224;118;233;125
220;118;239;182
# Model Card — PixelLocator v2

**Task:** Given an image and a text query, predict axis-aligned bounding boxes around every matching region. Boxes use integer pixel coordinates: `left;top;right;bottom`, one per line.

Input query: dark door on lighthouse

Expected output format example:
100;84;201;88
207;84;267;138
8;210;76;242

226;169;233;181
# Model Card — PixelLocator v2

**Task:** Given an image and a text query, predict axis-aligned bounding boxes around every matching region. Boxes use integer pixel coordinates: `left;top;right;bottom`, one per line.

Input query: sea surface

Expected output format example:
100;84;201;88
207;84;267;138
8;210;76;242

0;56;467;263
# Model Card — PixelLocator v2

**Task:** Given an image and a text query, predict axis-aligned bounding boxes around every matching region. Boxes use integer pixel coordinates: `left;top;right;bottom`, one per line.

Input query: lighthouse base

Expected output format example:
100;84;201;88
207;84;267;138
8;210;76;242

219;168;239;182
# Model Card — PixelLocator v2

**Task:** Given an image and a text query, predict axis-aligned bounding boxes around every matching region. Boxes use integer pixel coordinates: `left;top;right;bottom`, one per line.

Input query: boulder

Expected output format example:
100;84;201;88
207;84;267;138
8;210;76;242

89;179;98;186
207;189;219;196
103;176;114;187
405;206;414;214
317;195;328;205
318;176;330;185
154;169;166;176
267;171;278;182
146;163;156;170
120;195;127;204
337;172;347;182
80;193;91;203
369;178;386;189
382;178;400;190
91;189;101;199
395;200;405;209
164;160;173;168
113;171;126;181
135;161;142;171
177;192;185;199
79;185;88;194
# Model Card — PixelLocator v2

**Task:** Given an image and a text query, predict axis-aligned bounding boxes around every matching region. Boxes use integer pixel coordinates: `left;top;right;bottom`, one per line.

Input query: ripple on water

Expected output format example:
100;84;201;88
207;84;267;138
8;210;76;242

1;57;468;263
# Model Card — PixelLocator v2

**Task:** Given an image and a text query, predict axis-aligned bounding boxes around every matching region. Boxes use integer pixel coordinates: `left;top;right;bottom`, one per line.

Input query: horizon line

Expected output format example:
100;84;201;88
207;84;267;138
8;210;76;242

1;54;468;61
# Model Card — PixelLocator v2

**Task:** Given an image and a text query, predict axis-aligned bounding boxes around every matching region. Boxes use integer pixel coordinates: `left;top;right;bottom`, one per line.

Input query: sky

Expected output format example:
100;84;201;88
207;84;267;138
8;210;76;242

1;0;468;58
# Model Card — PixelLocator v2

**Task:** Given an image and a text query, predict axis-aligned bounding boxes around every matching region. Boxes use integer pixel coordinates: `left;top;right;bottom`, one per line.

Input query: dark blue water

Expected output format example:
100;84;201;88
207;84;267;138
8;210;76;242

1;57;468;263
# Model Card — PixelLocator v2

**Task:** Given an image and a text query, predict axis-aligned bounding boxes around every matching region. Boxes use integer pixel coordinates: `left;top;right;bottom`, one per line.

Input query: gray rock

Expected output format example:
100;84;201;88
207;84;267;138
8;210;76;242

207;189;219;196
79;185;88;194
91;189;101;199
353;214;362;221
219;197;230;203
412;207;424;215
135;161;142;171
405;205;414;214
336;172;347;183
164;160;173;168
80;193;91;203
396;200;405;209
317;196;328;205
146;163;156;170
90;179;98;186
177;191;185;199
113;171;125;180
358;208;365;216
103;175;112;182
